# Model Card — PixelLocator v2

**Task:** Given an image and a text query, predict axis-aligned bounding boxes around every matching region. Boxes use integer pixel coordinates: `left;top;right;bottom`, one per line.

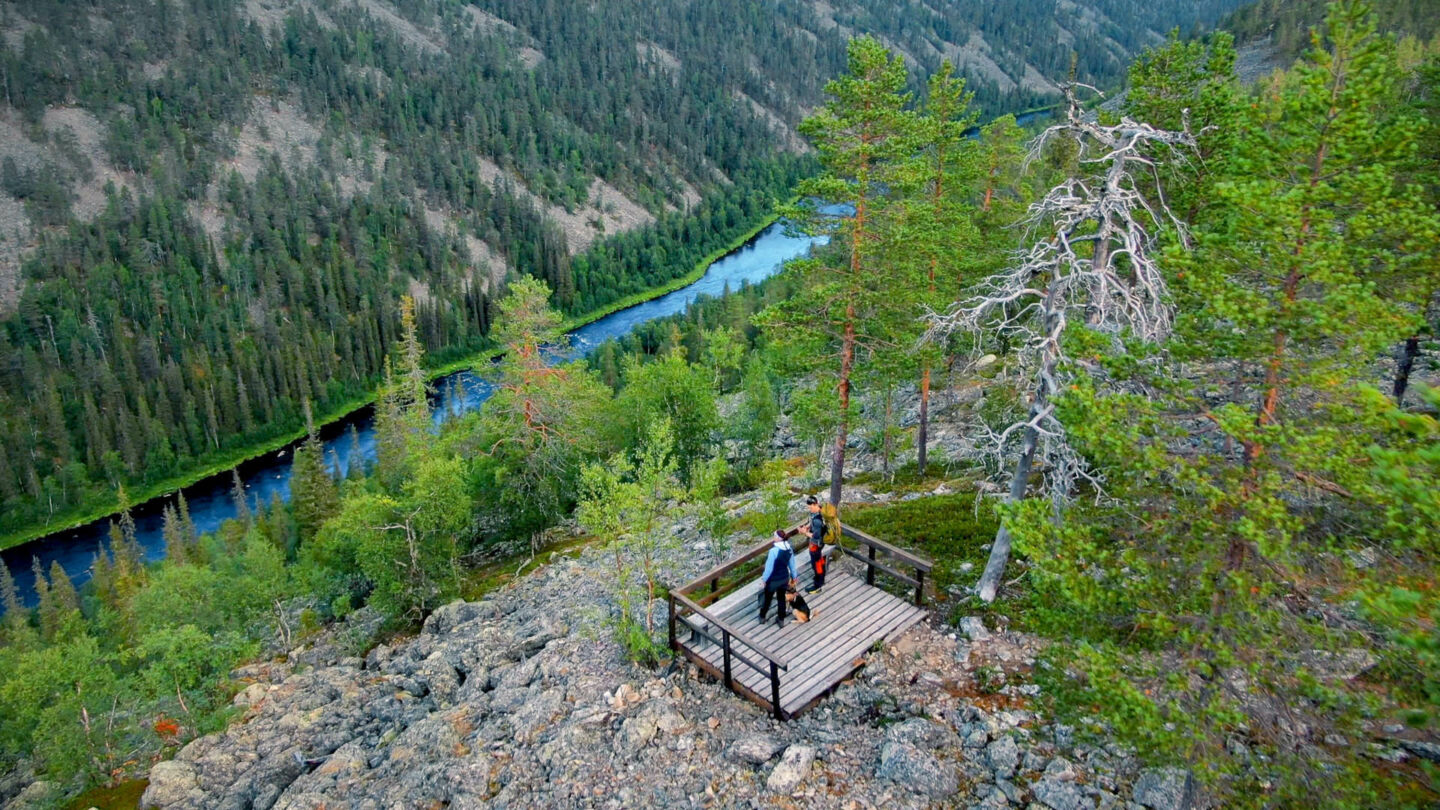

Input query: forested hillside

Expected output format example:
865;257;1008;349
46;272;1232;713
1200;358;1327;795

1;1;1438;806
0;0;1249;546
1222;0;1439;58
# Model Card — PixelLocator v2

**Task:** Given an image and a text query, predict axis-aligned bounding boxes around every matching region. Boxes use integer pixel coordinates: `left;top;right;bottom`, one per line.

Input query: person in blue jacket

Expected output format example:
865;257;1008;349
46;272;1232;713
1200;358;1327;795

757;529;797;627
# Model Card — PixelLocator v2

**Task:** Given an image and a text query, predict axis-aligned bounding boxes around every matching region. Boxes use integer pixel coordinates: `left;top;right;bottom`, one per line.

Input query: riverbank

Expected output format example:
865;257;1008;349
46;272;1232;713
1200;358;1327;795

558;204;788;333
0;205;790;555
0;389;373;554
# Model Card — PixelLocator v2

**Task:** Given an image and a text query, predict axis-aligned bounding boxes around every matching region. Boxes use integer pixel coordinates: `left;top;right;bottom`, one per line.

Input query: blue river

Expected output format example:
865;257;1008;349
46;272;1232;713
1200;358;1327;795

3;219;828;605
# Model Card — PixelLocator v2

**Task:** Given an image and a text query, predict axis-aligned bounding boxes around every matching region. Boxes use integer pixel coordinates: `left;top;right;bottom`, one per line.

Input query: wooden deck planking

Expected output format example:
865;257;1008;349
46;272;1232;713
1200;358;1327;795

779;600;927;713
685;588;923;714
678;564;928;717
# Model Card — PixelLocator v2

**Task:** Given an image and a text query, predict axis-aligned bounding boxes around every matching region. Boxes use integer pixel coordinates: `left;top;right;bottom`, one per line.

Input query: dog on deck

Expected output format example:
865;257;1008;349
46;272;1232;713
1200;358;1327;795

785;586;813;623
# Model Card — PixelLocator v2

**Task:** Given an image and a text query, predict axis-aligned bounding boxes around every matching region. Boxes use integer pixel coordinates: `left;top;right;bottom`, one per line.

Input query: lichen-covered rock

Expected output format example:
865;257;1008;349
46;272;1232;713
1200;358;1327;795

134;501;1194;810
140;762;201;808
876;740;959;798
987;734;1020;779
766;745;816;794
729;733;785;765
885;716;960;749
1132;767;1195;810
1032;777;1088;810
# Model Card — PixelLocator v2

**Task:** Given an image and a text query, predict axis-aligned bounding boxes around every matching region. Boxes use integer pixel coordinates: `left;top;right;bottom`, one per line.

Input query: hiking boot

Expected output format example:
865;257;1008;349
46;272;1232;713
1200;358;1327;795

804;585;822;595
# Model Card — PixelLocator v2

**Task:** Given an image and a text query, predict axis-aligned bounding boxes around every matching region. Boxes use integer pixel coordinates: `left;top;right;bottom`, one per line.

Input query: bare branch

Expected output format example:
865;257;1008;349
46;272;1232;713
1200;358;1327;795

924;82;1197;601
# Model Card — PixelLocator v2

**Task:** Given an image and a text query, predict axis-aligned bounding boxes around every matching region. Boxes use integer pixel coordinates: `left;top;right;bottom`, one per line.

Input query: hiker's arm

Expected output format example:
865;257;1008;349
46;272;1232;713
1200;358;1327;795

761;549;775;582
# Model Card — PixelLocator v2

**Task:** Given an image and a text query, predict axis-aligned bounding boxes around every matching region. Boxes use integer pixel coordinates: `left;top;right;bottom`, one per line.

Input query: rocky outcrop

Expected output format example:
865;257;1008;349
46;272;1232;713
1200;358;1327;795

141;501;1189;809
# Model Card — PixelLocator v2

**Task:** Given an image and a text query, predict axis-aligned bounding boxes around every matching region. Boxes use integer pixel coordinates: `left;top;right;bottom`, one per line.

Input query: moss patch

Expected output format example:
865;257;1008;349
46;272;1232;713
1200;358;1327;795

66;779;148;810
842;492;998;604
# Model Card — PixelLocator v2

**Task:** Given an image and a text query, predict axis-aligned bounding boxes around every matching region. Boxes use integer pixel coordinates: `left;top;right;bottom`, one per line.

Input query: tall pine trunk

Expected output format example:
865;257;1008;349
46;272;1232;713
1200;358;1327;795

830;311;856;505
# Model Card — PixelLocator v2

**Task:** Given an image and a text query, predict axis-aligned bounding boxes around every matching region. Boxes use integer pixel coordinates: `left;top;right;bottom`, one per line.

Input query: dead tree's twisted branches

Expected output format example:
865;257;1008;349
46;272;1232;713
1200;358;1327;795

926;84;1198;602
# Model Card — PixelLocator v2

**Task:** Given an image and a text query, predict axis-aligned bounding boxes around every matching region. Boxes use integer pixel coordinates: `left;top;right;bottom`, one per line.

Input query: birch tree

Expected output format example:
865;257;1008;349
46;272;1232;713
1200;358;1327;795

929;85;1197;602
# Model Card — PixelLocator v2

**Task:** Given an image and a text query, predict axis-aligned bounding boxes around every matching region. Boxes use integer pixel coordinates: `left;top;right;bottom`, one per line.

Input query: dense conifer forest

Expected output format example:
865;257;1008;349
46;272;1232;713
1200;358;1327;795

0;0;1248;544
2;0;1438;807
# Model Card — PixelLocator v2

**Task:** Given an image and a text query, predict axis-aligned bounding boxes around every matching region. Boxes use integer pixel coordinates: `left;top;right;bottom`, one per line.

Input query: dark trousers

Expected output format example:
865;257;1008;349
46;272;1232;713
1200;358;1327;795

758;580;788;622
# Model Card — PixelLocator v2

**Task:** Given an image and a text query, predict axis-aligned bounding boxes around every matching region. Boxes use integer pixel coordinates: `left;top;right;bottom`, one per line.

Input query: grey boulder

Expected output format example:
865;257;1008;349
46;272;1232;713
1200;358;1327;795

876;740;960;798
1132;767;1195;810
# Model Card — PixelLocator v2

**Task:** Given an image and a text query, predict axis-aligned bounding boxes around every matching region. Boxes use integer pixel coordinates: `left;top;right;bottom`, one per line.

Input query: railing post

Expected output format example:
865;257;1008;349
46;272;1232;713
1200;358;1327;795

667;592;677;650
770;661;783;721
722;629;732;689
867;544;877;586
711;577;718;595
914;568;925;607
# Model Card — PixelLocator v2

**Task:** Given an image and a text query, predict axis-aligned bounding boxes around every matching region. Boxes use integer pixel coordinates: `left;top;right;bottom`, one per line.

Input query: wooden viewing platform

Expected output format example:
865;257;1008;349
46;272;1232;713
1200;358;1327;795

667;524;933;720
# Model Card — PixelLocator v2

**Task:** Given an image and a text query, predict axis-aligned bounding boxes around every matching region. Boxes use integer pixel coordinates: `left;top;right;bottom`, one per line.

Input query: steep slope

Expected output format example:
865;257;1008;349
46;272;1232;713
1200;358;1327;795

1219;0;1440;82
134;494;1180;810
0;0;1248;544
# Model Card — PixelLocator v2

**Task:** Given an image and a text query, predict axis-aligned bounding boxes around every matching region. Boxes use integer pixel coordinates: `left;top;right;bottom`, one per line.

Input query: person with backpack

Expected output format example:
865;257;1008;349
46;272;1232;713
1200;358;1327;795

801;495;828;594
757;529;798;627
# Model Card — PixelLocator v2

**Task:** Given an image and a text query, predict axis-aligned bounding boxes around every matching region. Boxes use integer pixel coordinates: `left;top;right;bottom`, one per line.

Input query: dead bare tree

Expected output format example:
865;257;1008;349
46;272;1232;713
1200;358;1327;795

927;84;1197;603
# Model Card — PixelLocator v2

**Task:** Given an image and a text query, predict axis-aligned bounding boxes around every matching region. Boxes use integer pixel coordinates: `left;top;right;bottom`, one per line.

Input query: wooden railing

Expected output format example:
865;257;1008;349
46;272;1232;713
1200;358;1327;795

837;524;934;607
668;524;805;719
667;590;789;719
666;518;934;720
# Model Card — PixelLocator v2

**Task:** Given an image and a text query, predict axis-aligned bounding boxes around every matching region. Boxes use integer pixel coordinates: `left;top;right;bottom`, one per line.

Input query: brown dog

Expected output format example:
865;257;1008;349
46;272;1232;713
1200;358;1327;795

785;588;812;623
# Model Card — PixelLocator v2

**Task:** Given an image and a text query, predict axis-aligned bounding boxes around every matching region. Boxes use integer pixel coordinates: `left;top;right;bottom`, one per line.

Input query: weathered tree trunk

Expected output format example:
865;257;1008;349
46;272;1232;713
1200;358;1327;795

882;382;895;478
976;420;1039;602
917;366;930;476
1394;336;1421;406
976;281;1060;602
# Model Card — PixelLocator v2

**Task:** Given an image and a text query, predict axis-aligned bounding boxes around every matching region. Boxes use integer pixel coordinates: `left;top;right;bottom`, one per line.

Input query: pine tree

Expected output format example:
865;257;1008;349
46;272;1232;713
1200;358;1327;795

901;61;980;477
1171;0;1439;607
473;276;613;542
992;4;1440;800
763;36;920;505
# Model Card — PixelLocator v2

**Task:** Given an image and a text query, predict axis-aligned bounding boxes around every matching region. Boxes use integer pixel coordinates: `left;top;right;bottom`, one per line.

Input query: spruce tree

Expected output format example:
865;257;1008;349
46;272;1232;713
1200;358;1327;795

45;561;79;638
0;561;33;646
230;468;251;524
290;429;340;544
88;544;117;613
161;504;188;566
